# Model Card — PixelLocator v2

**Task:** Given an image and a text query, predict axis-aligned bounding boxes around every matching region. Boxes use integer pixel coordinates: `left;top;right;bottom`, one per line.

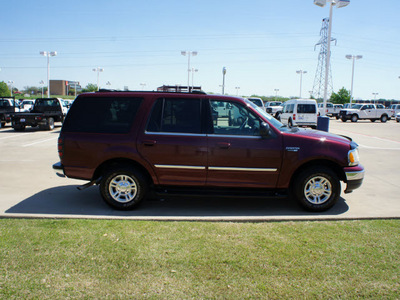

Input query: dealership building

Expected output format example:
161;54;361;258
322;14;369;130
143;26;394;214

50;80;81;96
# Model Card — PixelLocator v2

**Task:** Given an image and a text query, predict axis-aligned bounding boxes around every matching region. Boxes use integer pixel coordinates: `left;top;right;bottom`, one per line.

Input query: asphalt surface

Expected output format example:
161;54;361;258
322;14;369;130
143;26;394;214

0;119;399;221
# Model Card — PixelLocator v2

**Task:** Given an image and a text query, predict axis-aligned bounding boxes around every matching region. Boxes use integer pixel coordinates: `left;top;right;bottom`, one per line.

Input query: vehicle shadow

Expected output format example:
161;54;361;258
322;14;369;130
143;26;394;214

5;185;349;219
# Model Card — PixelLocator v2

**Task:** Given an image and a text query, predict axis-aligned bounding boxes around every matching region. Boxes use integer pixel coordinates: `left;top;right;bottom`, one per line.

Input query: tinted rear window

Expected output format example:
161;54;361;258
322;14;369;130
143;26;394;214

297;104;316;114
62;97;142;133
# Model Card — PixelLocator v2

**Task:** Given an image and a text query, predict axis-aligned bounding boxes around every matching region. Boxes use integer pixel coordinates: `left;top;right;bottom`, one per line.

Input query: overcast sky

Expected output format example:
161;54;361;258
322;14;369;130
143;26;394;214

1;0;399;100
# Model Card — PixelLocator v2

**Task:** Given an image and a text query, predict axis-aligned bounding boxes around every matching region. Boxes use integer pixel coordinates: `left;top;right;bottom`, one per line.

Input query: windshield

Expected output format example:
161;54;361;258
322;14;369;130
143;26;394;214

352;104;363;109
245;99;284;129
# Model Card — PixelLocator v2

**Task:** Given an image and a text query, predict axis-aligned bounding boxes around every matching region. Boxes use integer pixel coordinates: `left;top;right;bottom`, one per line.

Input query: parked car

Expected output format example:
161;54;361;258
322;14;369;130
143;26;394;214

0;97;21;127
318;102;335;116
396;112;400;122
389;104;400;118
53;91;364;212
20;99;35;112
339;104;392;123
11;98;67;131
279;99;318;129
247;97;265;111
265;101;283;117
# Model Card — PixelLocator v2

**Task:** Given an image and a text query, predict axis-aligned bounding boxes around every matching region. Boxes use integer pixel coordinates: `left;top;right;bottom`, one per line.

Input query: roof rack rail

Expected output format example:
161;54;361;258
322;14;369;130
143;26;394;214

96;89;207;95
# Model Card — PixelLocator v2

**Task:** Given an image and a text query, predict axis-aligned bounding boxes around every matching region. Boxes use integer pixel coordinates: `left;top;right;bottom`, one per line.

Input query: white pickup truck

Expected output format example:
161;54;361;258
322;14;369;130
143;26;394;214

339;104;393;123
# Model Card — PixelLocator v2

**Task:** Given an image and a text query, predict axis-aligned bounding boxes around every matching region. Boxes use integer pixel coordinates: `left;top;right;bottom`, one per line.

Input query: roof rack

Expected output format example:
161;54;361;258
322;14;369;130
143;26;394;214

97;89;207;95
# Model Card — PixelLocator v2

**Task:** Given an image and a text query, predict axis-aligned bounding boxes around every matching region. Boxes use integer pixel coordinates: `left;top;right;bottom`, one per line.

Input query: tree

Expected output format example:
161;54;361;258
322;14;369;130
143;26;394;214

82;83;98;93
0;81;11;97
330;87;350;104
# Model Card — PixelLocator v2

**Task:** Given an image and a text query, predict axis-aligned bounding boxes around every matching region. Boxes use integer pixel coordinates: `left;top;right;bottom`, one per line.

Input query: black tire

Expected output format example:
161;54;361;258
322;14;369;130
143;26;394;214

370;119;376;122
13;125;26;132
47;118;55;130
293;166;340;212
288;119;293;127
1;122;6;128
341;117;347;122
351;114;358;122
380;115;388;123
100;167;148;210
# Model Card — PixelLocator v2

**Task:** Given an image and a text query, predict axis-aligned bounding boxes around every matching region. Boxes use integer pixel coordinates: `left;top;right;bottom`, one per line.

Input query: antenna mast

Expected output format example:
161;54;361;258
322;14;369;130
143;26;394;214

312;18;336;100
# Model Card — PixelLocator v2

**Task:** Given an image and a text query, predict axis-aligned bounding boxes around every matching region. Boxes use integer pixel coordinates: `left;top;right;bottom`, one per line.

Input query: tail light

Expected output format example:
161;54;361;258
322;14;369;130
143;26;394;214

35;116;42;121
57;137;64;159
293;114;296;120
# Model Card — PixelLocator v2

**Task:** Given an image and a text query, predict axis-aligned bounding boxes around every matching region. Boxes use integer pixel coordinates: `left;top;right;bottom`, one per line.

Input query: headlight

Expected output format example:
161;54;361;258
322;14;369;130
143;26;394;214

348;148;360;166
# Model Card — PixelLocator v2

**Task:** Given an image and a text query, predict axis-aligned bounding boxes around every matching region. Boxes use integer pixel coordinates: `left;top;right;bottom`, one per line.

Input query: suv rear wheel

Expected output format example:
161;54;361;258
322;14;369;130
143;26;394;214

293;166;340;212
100;167;148;210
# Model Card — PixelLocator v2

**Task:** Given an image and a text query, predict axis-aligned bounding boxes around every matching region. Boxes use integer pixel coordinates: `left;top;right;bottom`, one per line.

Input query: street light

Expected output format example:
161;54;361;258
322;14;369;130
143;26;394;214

296;70;307;98
190;68;198;90
314;0;349;120
345;54;362;105
181;51;197;92
372;92;378;103
39;80;45;98
274;89;279;98
40;51;57;98
8;80;14;96
92;67;104;91
235;86;240;96
222;67;227;95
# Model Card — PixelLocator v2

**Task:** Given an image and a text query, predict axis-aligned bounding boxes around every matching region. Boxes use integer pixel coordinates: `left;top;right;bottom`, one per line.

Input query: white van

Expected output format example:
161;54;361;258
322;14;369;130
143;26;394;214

280;99;318;128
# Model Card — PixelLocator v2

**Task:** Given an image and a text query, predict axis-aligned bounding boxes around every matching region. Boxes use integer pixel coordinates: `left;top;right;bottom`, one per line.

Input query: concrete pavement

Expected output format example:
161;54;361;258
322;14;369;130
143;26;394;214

0;119;399;221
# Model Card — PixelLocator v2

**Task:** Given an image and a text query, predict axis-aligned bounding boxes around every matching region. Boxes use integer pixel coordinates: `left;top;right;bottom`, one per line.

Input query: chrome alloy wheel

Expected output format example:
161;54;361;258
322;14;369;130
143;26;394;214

109;175;138;203
304;176;332;205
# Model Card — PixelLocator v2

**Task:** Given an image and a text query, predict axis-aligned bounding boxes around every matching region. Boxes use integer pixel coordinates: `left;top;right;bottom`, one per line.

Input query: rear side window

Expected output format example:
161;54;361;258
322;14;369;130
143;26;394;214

62;97;142;133
297;104;316;114
147;98;201;133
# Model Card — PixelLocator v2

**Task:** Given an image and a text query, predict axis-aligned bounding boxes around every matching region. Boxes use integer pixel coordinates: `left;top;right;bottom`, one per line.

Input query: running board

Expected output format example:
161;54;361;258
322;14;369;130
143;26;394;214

77;177;102;191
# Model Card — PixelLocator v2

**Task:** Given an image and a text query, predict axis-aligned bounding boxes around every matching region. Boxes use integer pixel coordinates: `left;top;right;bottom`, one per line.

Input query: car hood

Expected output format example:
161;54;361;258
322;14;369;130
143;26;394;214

284;127;353;145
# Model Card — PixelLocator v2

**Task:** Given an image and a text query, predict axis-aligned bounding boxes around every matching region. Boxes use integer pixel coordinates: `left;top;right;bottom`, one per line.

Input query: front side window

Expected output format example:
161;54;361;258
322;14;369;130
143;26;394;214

210;100;261;136
147;98;201;134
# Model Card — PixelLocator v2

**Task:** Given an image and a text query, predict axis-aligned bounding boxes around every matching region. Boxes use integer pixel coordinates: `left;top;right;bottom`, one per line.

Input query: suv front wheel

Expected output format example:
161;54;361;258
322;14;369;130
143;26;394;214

293;166;340;212
100;167;148;210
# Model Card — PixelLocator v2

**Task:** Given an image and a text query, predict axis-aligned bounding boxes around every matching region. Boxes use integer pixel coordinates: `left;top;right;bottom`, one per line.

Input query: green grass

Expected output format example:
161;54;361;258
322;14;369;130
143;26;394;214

0;219;399;299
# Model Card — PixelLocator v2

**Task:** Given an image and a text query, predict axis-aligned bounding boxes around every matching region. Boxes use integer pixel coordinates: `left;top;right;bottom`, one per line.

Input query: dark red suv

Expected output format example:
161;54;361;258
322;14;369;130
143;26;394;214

53;91;364;212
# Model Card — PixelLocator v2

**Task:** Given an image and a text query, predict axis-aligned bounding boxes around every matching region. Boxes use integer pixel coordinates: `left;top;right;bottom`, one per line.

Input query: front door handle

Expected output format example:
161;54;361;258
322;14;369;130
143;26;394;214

143;140;156;146
217;142;231;149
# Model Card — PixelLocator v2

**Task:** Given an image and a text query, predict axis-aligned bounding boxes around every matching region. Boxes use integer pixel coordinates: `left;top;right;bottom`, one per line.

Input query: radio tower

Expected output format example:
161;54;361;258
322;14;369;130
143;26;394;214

312;18;336;100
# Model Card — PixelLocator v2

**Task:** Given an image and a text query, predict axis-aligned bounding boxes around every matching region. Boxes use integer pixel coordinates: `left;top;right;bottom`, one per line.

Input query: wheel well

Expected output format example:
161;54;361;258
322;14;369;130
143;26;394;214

290;160;346;189
93;158;153;186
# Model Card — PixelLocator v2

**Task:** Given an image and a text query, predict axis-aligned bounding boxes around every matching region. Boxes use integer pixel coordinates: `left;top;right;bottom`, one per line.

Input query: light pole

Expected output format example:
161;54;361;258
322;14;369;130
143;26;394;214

92;67;104;91
40;51;57;98
235;86;240;96
372;92;378;104
181;51;197;92
314;0;349;131
190;68;198;90
8;80;14;96
296;70;307;98
222;67;227;95
39;80;45;98
274;89;279;99
345;54;362;105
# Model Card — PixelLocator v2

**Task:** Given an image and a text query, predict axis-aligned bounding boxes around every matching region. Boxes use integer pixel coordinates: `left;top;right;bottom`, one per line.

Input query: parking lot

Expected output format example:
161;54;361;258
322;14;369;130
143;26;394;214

0;119;399;221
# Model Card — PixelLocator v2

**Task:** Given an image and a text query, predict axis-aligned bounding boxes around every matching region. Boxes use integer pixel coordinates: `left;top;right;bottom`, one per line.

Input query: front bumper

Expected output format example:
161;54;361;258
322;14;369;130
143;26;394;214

344;165;365;194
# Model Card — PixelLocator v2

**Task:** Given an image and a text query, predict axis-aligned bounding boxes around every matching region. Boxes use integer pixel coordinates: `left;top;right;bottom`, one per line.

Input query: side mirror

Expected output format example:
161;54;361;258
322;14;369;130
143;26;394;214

260;122;272;137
